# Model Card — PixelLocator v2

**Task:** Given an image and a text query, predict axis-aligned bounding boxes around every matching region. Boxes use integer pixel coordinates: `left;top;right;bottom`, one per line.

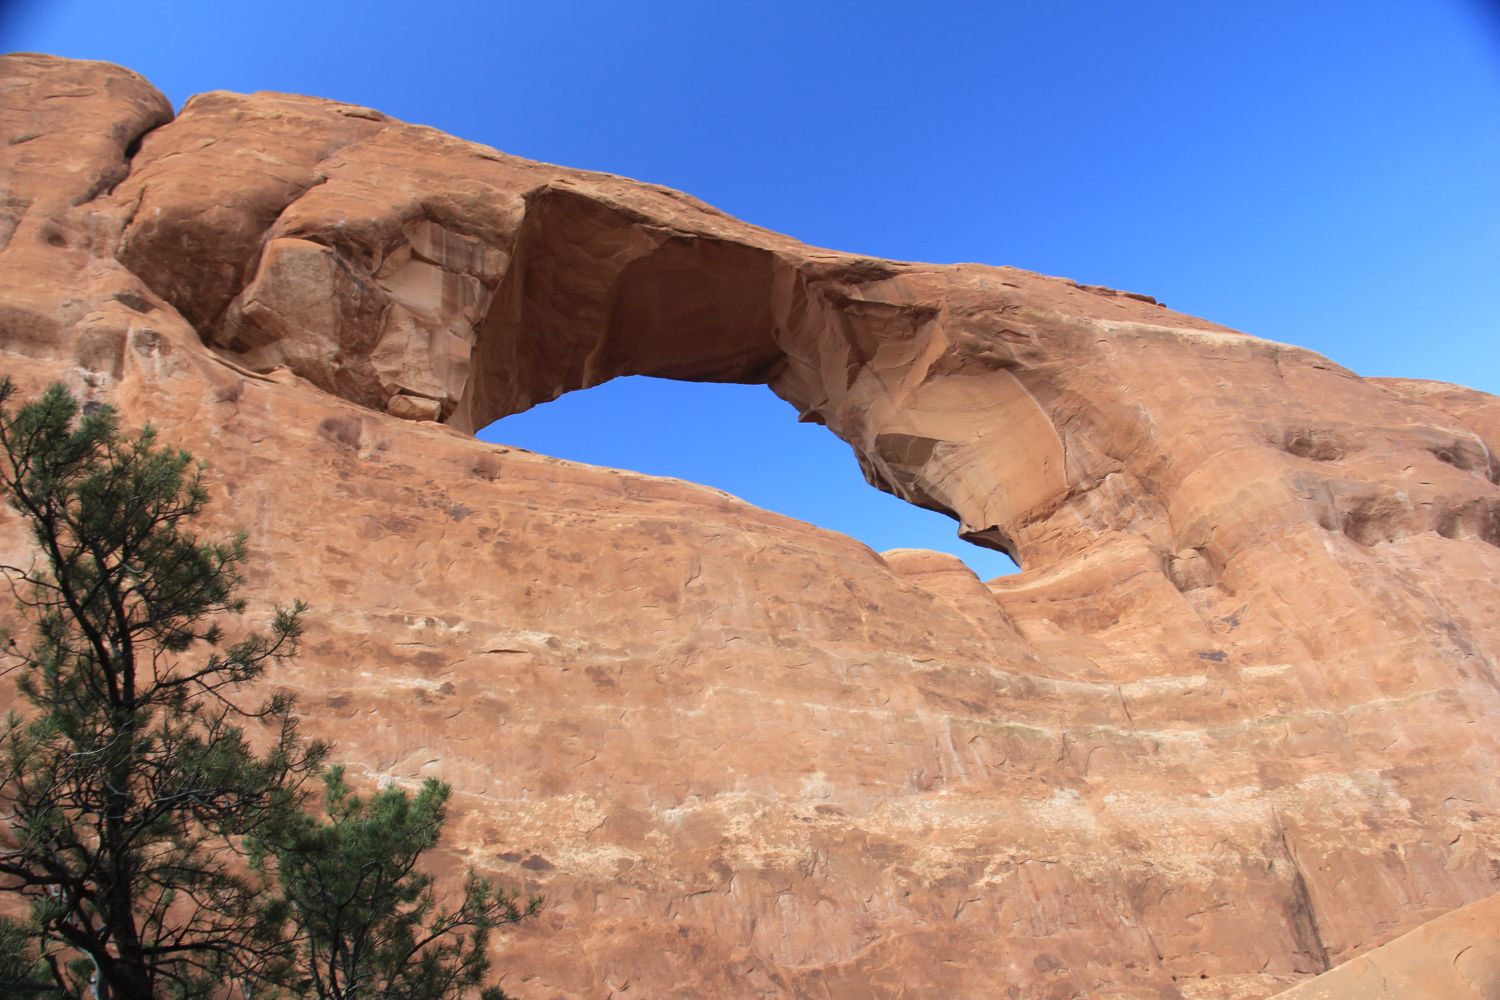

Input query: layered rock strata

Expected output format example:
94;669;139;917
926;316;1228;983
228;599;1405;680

2;53;1499;999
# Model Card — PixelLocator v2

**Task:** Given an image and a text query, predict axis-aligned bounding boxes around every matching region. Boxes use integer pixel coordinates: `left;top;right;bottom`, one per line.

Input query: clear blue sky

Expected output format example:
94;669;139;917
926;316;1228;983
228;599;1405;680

5;2;1497;578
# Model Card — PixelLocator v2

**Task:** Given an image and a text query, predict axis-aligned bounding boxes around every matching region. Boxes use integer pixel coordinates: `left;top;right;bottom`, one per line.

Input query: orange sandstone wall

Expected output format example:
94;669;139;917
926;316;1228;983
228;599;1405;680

3;54;1499;999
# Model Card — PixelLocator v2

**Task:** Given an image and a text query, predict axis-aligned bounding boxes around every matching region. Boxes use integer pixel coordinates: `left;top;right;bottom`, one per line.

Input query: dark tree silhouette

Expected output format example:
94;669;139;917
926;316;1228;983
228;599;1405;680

0;380;325;997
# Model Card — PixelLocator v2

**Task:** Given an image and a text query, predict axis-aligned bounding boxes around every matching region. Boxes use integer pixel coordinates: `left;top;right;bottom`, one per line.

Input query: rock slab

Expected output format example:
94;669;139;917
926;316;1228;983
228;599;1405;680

1270;891;1500;999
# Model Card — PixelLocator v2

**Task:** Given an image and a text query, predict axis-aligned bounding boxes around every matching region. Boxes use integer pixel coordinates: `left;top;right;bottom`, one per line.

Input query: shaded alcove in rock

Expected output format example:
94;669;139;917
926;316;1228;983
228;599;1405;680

475;376;1021;579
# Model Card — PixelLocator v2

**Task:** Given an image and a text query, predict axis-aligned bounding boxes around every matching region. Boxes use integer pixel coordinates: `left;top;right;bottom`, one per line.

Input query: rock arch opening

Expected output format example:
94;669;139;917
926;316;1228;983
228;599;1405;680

475;376;1020;578
444;184;1044;573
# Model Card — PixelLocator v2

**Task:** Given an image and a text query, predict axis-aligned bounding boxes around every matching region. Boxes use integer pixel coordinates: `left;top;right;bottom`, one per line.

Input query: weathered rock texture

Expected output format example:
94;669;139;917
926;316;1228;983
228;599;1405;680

3;53;1499;999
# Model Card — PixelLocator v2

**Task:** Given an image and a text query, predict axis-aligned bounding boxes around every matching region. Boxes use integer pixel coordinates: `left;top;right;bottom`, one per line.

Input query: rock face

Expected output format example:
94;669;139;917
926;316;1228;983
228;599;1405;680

3;53;1499;999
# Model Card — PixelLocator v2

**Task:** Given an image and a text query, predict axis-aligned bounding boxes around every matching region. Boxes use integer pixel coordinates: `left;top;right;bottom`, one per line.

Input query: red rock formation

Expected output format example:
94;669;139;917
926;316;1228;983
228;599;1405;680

3;53;1498;998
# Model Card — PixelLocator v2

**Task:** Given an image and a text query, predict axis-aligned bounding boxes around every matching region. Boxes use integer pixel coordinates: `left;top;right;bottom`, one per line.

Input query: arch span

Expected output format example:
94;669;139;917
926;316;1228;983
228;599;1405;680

105;87;1202;573
111;81;1500;625
440;181;1093;569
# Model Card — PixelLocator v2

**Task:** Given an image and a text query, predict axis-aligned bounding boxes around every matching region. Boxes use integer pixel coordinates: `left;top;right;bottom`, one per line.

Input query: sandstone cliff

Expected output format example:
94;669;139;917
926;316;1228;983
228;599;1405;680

2;54;1498;999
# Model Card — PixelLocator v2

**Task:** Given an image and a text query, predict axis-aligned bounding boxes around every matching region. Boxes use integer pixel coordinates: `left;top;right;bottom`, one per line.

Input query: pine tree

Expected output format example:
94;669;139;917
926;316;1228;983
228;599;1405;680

0;380;541;998
257;765;541;1000
0;380;326;997
0;915;53;995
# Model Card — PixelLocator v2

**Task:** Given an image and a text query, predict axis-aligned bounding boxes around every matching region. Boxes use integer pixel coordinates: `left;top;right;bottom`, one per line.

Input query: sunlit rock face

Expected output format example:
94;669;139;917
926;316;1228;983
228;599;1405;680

3;53;1500;1000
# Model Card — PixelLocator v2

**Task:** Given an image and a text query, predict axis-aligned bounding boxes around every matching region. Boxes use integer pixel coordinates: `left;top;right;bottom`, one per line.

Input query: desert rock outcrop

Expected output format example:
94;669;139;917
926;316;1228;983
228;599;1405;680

2;53;1499;999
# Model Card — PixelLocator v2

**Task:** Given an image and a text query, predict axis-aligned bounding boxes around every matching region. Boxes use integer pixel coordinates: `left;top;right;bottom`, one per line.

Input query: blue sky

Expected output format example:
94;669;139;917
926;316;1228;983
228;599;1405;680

5;2;1497;577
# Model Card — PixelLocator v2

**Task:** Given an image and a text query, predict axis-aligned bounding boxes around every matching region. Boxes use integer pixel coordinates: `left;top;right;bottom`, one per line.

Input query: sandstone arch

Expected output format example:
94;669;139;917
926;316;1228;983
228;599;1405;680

6;54;1500;998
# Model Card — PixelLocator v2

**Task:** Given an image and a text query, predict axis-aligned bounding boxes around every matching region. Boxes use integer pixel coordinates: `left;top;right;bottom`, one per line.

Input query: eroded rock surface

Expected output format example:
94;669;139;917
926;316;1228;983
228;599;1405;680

3;53;1499;999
